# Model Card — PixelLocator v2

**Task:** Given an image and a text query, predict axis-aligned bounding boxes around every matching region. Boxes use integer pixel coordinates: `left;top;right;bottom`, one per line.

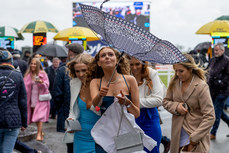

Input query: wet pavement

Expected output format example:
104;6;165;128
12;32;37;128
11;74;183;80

14;107;229;153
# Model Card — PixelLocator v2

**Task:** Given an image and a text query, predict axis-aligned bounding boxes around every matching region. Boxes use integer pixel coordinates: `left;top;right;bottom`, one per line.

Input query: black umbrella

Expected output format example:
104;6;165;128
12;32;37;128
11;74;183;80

36;44;68;57
194;42;211;52
79;2;186;64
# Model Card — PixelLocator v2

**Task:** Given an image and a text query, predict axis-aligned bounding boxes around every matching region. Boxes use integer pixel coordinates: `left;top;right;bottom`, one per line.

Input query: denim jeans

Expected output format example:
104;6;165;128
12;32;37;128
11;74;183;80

211;95;229;136
14;139;38;153
0;128;20;153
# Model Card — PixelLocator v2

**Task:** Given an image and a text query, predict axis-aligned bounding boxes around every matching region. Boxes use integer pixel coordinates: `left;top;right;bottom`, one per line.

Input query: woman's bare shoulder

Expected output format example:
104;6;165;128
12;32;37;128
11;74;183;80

123;75;136;83
123;74;135;80
91;78;101;84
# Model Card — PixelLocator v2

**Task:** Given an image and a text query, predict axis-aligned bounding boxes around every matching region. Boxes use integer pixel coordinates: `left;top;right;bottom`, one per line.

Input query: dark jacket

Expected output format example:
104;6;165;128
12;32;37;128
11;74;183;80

45;65;57;95
52;63;70;117
14;58;28;76
208;54;229;98
0;65;27;129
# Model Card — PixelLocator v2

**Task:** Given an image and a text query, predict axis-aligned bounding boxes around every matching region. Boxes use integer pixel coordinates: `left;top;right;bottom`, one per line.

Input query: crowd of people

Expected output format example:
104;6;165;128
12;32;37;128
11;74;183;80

0;42;228;153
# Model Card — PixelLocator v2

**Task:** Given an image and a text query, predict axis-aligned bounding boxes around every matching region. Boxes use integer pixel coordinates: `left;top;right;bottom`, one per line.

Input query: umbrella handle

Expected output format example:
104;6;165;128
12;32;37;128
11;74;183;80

107;51;124;87
100;0;110;10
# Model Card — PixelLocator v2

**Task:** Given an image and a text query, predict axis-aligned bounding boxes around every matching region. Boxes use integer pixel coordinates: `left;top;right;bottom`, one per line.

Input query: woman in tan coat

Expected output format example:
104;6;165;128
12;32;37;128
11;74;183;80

163;54;215;153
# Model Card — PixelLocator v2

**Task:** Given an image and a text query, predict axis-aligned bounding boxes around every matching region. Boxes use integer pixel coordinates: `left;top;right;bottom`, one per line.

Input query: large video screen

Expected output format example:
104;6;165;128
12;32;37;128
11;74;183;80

0;37;14;49
73;1;150;31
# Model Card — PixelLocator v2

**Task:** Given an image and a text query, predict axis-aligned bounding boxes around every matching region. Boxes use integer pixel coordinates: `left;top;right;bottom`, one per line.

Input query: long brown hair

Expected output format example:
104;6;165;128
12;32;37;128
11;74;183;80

139;61;153;90
85;47;130;85
168;54;206;91
24;58;43;77
126;56;153;90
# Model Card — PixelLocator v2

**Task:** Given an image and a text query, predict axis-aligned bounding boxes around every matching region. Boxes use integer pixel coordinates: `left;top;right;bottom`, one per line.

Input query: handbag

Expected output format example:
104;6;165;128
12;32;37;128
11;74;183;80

66;119;82;131
39;93;52;101
114;105;143;153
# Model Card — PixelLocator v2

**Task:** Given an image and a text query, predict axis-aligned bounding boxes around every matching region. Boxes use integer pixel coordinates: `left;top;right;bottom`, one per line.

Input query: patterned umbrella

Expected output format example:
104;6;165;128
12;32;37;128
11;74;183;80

79;3;186;64
19;20;58;33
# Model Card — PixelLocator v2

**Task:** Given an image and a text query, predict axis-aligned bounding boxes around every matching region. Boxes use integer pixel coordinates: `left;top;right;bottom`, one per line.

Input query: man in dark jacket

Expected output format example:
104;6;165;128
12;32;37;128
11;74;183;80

0;49;27;153
52;43;84;153
45;57;60;119
12;50;28;76
208;43;229;140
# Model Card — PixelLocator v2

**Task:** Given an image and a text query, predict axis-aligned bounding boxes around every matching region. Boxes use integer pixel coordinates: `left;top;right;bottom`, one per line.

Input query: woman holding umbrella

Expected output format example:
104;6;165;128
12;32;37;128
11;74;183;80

86;47;140;152
24;58;50;141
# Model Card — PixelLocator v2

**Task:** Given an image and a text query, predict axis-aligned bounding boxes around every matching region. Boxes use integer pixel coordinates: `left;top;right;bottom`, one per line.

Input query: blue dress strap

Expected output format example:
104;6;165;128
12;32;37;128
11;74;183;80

99;75;130;93
122;74;130;94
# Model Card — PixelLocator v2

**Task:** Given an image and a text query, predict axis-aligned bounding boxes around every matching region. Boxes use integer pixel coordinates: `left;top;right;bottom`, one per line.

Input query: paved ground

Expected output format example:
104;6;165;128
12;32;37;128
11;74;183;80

15;107;229;153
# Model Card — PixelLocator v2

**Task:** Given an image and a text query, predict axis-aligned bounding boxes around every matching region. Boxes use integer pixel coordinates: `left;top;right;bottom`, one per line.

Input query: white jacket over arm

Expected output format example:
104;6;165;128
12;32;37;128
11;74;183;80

139;67;164;108
91;97;157;153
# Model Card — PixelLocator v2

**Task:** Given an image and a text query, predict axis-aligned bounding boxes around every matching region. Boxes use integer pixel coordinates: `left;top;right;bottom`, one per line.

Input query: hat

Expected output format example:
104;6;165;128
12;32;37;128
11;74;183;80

12;50;20;55
0;50;13;63
12;50;21;58
66;43;84;54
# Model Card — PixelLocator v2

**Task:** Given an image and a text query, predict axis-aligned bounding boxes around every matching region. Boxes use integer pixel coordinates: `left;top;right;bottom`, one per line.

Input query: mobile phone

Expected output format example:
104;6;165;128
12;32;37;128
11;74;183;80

35;76;39;81
182;103;188;110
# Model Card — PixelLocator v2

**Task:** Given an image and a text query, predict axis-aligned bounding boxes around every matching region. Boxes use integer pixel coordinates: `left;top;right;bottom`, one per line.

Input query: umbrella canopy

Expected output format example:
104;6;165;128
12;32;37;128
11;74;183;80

36;44;68;57
79;3;186;64
0;26;18;37
194;41;211;51
13;28;24;40
196;20;229;35
215;15;229;20
19;20;58;33
53;26;100;41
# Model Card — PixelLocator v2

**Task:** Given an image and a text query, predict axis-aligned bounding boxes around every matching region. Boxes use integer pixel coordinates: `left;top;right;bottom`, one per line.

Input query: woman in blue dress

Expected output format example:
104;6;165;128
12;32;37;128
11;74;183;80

85;47;140;153
66;54;100;153
129;57;164;153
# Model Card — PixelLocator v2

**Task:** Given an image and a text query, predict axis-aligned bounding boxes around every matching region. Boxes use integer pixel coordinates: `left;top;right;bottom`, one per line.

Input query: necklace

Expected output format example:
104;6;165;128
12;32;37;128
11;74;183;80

104;75;119;84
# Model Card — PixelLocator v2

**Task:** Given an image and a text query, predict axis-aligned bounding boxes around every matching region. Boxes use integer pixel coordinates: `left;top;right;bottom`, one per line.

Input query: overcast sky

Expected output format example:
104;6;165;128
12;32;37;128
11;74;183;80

1;0;229;52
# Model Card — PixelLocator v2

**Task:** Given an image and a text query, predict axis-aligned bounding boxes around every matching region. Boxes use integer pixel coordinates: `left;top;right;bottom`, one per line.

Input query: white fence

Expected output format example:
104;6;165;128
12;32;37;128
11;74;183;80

156;65;174;87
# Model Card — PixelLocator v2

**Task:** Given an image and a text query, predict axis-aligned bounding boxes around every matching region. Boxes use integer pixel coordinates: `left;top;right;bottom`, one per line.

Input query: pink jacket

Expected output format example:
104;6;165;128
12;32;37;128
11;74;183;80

24;71;50;125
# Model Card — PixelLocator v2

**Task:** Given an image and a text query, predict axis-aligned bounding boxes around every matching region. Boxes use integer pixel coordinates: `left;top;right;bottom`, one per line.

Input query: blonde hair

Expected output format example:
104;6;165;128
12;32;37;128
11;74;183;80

67;54;93;79
168;54;206;91
24;58;43;77
85;47;130;85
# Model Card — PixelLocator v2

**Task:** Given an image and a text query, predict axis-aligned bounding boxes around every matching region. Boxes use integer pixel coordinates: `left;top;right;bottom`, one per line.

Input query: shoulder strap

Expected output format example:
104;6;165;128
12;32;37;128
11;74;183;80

122;74;130;94
0;70;14;94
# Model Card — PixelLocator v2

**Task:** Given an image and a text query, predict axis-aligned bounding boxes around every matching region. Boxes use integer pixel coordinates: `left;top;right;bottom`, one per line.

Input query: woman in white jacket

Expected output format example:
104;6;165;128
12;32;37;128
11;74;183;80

66;54;100;153
129;57;164;153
